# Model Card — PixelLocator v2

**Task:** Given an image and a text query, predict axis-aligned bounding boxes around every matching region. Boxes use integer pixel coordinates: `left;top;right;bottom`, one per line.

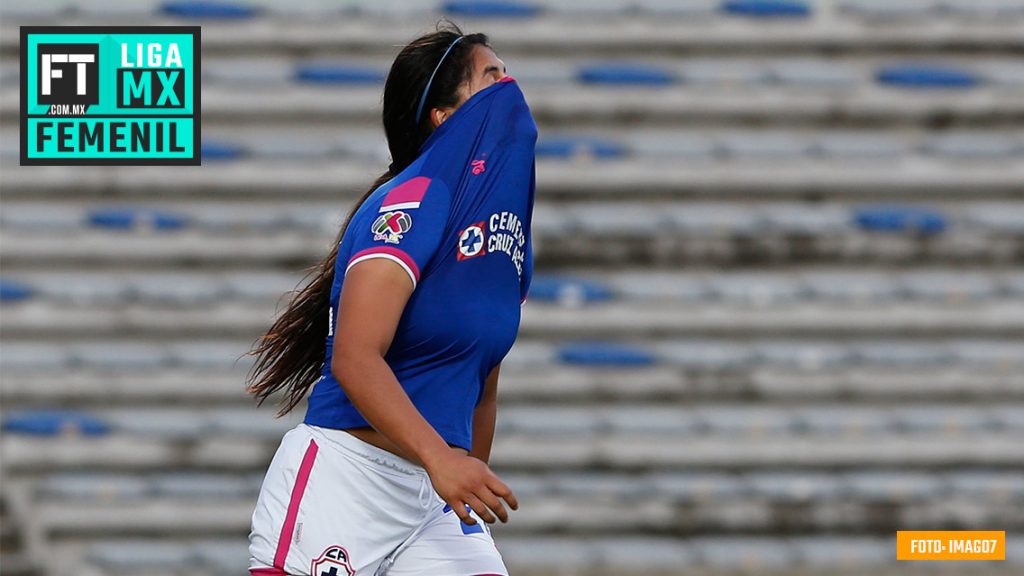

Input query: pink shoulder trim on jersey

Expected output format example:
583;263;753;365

380;176;431;212
273;438;319;571
250;568;289;575
346;246;421;289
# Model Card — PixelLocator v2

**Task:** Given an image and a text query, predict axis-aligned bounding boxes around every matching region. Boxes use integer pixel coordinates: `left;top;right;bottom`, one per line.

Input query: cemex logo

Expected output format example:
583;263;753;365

37;43;99;110
20;26;201;165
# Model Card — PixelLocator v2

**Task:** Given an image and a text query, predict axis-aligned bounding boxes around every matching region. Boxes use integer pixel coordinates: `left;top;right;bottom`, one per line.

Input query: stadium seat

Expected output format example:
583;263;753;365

812;133;907;159
87;540;194;571
767;60;860;89
0;205;85;230
128;274;228;306
720;1;811;18
442;1;542;18
842;471;944;502
853;205;948;235
151;472;252;498
557;341;657;366
607;271;714;302
603;407;703;435
693;536;797;568
576;63;676;86
201;139;246;161
657;340;754;369
0;278;33;302
160;1;259;19
693;406;798;436
87;207;189;232
552;473;653;498
525;274;615;305
679;59;767;87
103;410;209;440
535;135;628;160
650;472;748;501
802;271;901;302
753;341;852;370
838;0;938;20
745;472;846;502
498;407;602;435
852;341;951;366
717;132;811;160
294;63;385;85
892;406;997;434
0;343;70;372
38;473;149;501
898;272;999;302
922;133;1020;159
876;64;981;89
791;406;896;436
946;471;1024;500
792;536;892;567
2;409;111;437
707;274;809;305
71;343;171;370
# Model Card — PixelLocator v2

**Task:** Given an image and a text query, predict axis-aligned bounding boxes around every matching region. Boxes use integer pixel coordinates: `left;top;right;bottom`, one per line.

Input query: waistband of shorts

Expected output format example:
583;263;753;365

300;423;426;476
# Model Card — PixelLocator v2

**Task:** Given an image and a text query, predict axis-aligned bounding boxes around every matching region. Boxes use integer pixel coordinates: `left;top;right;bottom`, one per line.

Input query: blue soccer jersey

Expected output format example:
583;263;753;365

304;76;537;451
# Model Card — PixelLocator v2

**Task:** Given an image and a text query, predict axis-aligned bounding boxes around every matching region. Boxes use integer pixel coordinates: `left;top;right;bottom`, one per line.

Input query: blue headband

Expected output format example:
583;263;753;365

415;35;465;126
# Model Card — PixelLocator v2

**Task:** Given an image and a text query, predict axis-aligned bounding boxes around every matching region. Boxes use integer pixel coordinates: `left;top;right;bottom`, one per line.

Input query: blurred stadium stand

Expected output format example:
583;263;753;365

1;0;1023;575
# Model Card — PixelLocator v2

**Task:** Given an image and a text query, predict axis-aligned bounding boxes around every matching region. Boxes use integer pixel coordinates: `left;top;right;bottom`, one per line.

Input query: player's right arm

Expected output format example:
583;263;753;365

331;258;518;524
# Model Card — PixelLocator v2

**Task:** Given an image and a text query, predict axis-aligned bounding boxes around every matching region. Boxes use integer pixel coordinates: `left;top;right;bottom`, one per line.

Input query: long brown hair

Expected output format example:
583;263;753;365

245;21;490;416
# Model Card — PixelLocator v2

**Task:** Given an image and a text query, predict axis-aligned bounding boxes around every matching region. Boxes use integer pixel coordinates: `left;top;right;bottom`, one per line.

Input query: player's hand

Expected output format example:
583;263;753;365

424;450;518;525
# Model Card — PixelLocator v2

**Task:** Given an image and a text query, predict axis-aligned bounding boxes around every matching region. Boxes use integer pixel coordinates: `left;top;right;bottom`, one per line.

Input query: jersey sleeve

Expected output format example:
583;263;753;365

344;176;451;290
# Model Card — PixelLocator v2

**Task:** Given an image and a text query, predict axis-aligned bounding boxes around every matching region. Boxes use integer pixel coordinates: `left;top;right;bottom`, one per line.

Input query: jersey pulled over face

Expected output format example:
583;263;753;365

305;76;538;451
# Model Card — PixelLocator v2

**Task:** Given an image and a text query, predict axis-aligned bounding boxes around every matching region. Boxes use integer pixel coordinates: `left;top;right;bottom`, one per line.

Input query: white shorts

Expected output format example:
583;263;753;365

248;423;509;576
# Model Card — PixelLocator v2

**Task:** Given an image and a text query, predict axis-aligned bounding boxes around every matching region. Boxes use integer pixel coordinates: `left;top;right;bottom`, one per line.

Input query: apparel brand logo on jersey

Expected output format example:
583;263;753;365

471;159;486;175
311;545;355;576
457;221;487;260
372;210;413;244
20;26;200;165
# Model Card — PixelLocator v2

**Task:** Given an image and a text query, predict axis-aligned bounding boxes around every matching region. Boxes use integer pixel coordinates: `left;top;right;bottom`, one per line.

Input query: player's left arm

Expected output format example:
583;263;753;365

471;362;501;464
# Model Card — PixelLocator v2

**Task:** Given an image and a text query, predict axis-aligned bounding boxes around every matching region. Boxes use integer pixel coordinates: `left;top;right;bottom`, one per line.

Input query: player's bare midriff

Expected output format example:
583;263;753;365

344;426;469;465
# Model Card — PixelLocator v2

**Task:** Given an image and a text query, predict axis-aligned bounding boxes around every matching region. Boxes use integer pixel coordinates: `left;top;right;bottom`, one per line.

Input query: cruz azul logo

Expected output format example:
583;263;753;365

372;210;413;244
20;26;200;165
457;210;527;277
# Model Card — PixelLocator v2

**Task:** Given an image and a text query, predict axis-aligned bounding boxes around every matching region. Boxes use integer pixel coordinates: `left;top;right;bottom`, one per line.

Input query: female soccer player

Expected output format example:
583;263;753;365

244;21;537;576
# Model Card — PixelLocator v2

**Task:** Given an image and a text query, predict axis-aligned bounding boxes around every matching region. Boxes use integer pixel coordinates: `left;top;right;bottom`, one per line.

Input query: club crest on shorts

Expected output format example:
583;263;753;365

456;221;487;260
311;545;355;576
372;210;412;244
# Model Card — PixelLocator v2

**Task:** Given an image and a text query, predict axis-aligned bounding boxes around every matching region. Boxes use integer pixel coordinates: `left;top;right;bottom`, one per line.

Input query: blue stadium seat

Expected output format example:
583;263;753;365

2;409;110;437
0;279;33;302
536;135;627;160
853;205;948;234
443;1;542;18
201;140;245;161
526;275;615;304
721;0;811;18
87;207;189;232
876;64;981;89
294;63;385;85
577;63;676;86
161;1;259;19
558;341;657;366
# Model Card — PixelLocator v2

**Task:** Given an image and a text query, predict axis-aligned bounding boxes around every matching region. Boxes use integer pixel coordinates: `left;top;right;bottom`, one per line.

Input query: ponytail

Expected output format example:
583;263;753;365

244;169;395;416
